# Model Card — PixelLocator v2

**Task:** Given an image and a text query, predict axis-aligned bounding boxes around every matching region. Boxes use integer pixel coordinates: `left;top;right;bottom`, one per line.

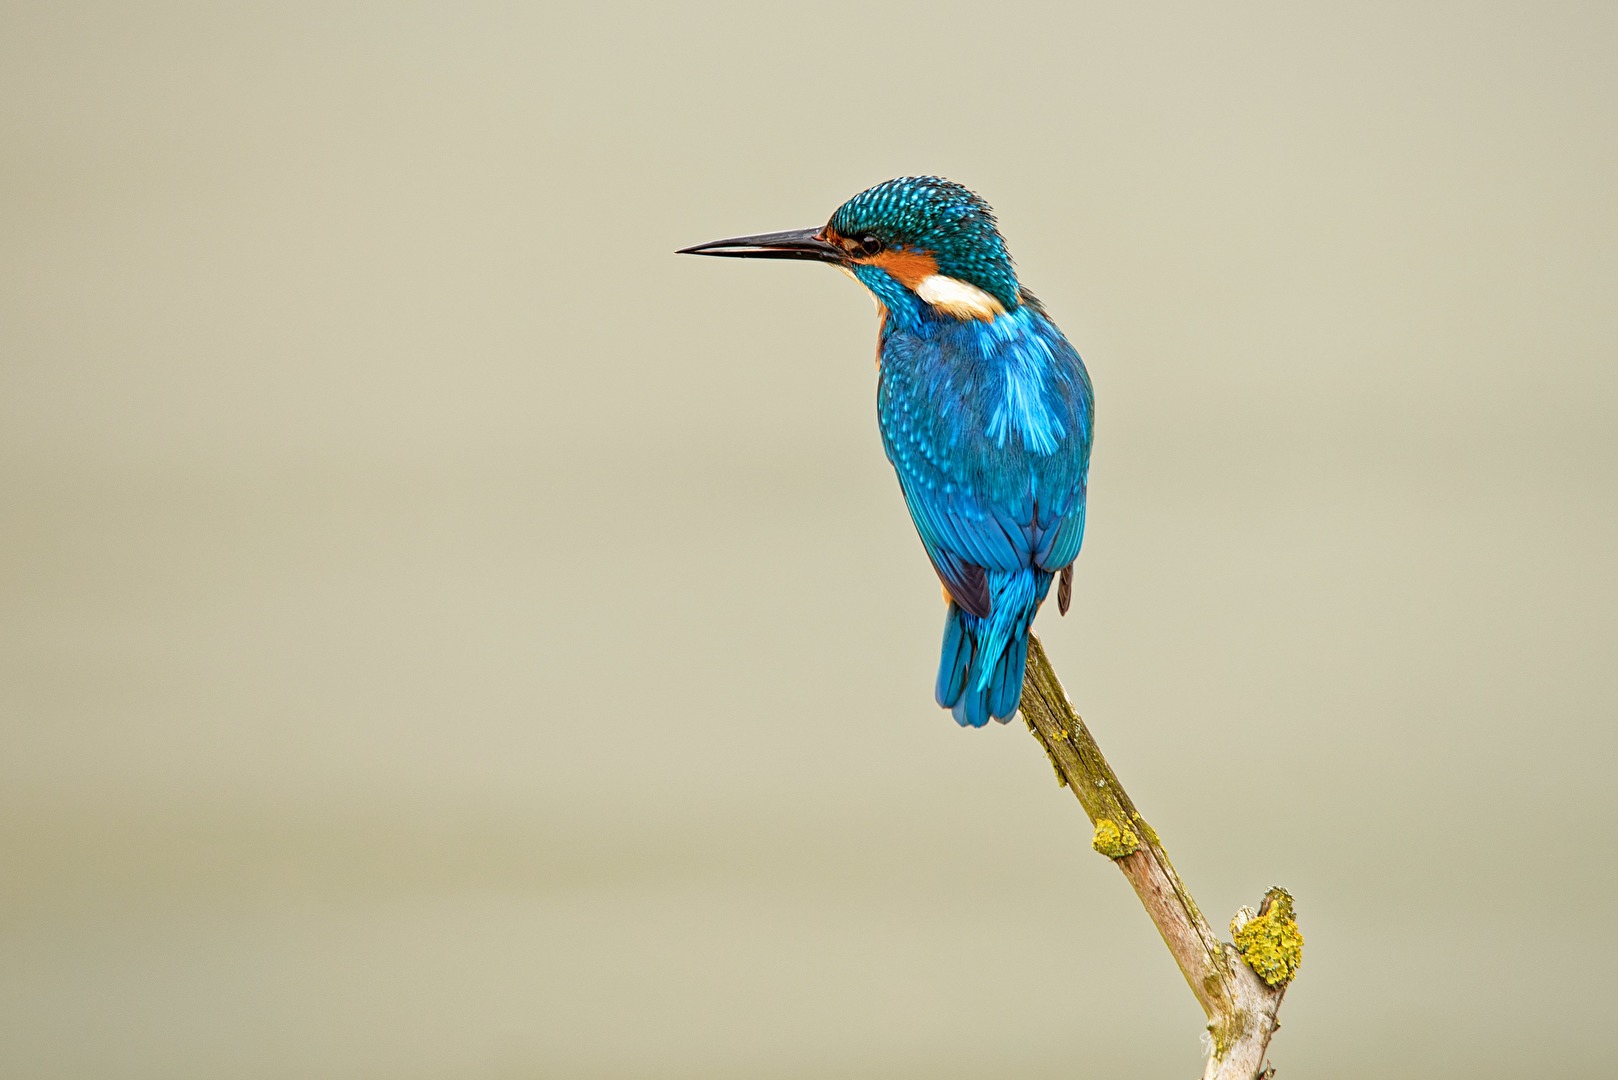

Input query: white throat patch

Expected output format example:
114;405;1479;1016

915;274;1006;320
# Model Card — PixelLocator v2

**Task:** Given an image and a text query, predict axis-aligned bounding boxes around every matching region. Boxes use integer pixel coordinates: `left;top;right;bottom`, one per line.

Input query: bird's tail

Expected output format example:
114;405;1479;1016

935;569;1052;728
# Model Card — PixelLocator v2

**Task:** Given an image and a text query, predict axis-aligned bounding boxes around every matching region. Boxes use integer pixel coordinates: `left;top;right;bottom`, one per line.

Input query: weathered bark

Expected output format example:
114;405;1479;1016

1020;634;1301;1079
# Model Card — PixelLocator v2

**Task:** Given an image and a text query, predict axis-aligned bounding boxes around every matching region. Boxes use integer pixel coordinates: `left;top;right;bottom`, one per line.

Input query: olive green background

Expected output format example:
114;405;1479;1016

3;3;1614;1077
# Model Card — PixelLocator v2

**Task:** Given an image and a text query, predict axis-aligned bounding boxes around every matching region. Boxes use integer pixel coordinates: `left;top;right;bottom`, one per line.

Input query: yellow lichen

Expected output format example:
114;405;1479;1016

1231;887;1303;987
1091;817;1140;858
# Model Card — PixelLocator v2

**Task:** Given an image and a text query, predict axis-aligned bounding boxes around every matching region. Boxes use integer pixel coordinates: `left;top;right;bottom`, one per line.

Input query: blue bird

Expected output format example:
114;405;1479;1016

680;177;1093;727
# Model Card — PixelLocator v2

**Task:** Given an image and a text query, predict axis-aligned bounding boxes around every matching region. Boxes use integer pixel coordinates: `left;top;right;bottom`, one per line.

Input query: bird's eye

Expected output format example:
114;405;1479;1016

859;235;883;256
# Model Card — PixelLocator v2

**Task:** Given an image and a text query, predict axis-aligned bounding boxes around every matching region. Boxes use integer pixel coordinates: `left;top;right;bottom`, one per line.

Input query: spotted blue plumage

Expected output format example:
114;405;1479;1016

877;294;1092;726
681;176;1094;727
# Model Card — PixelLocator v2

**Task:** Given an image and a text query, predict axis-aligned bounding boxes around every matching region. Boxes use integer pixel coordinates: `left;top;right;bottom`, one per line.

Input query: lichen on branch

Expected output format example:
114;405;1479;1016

1231;887;1304;988
1091;817;1140;858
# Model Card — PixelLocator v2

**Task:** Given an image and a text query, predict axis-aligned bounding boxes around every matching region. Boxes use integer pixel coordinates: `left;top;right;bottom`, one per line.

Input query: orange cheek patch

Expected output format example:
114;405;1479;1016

867;249;939;289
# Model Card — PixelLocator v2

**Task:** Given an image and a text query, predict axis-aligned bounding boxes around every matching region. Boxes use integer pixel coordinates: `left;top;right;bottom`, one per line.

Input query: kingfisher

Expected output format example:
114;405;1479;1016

679;177;1094;727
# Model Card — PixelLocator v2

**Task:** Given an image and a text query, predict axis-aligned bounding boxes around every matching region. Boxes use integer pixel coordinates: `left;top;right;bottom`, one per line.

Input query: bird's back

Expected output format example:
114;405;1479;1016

877;298;1093;726
878;298;1093;577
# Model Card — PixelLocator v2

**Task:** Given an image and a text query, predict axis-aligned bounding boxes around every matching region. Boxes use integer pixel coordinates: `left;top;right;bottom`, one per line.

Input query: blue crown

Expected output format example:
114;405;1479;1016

829;176;1020;310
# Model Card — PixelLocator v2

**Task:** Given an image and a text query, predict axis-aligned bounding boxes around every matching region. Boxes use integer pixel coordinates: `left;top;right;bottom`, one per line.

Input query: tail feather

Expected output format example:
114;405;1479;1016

935;609;971;709
950;683;989;728
935;569;1052;728
988;627;1030;719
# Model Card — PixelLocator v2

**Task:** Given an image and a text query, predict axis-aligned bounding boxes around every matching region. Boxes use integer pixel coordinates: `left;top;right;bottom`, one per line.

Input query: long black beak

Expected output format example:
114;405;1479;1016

677;226;844;263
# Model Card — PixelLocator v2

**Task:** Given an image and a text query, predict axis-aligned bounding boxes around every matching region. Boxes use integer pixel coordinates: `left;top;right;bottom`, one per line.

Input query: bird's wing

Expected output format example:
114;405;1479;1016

1036;499;1086;572
893;479;1000;617
879;336;1031;619
1025;316;1093;573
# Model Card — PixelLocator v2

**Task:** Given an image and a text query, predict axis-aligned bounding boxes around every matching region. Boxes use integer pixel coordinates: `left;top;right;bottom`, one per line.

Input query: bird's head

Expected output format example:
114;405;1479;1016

679;176;1019;322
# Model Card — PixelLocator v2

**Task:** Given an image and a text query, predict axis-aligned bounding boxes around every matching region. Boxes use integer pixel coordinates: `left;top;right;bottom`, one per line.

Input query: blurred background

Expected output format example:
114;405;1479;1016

2;2;1615;1077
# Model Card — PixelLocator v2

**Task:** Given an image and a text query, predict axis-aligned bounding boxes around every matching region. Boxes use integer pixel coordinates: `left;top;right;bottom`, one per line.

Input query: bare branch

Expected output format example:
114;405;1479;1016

1019;634;1301;1079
